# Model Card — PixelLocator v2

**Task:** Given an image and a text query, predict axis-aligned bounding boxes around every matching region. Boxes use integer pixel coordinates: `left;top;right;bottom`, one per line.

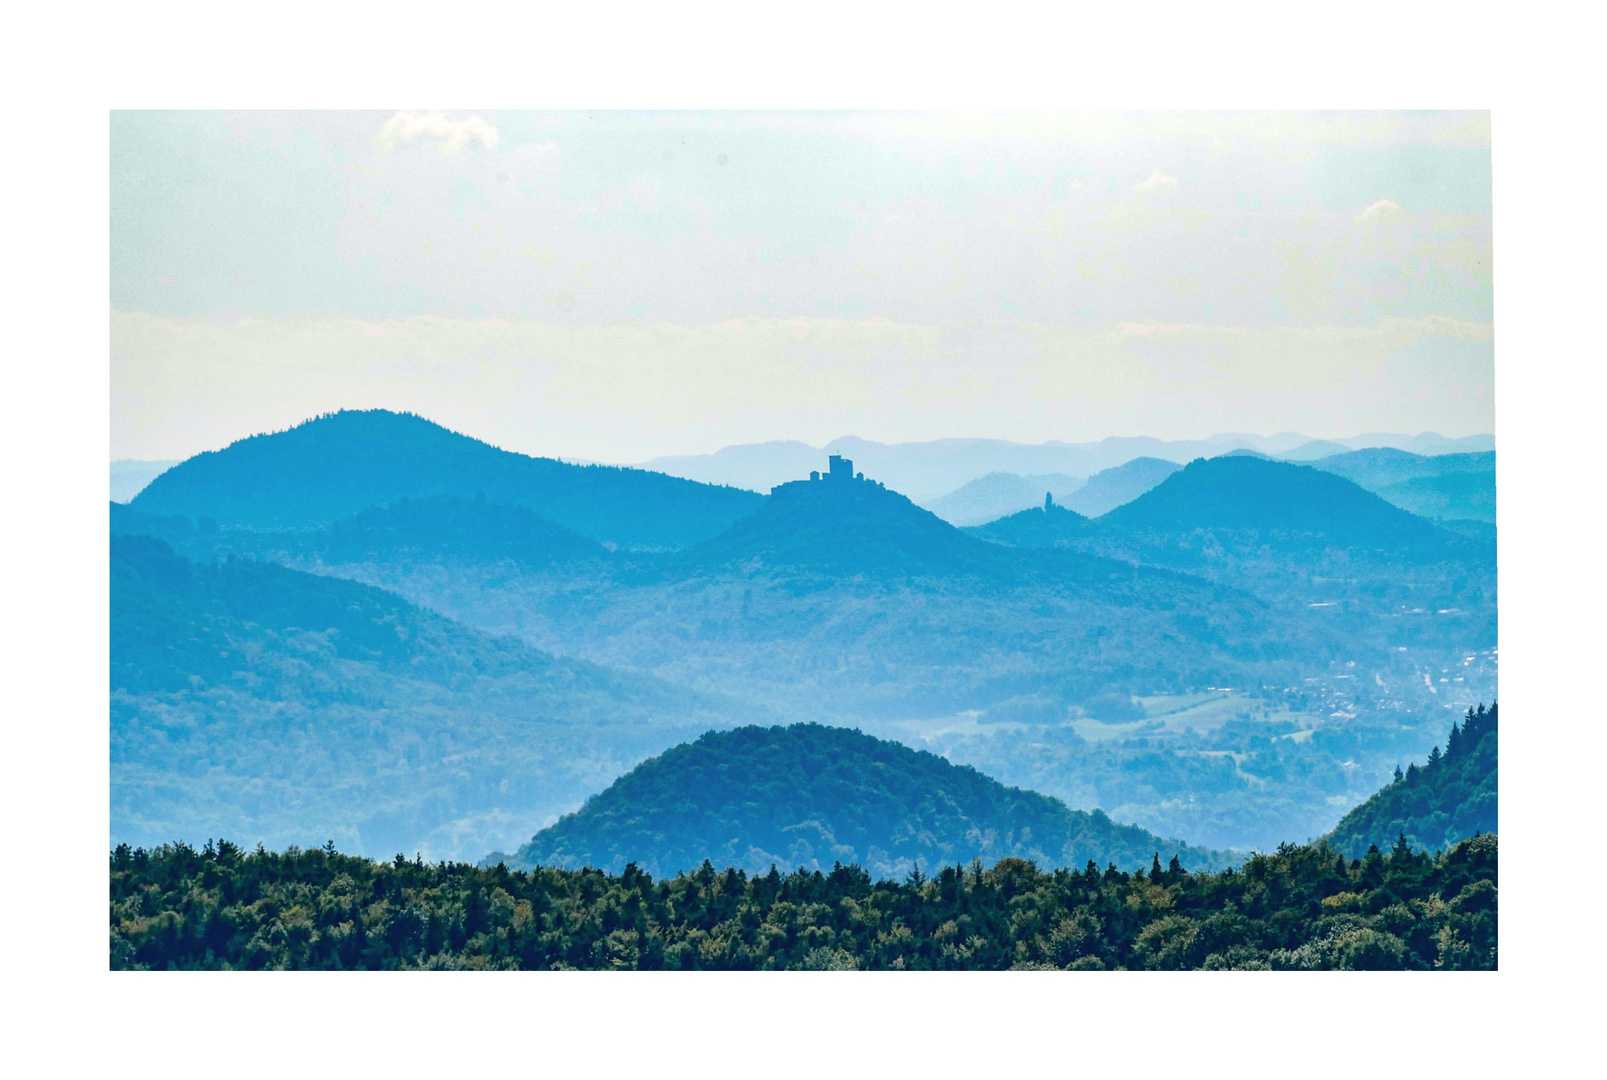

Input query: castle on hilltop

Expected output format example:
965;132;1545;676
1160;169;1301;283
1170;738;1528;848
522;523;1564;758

810;454;863;484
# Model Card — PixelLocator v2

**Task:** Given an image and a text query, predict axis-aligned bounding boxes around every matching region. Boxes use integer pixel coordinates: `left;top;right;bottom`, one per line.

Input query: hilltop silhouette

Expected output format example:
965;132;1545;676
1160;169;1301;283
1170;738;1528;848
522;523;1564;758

132;409;764;548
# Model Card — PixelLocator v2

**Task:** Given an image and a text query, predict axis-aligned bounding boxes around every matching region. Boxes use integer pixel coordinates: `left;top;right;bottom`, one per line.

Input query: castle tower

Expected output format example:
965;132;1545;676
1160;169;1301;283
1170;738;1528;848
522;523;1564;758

828;454;854;482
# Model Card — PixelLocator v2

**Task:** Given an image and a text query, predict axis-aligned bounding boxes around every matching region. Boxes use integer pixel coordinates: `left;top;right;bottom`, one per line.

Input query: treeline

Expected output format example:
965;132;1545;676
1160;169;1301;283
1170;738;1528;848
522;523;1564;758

111;832;1495;970
1326;704;1497;857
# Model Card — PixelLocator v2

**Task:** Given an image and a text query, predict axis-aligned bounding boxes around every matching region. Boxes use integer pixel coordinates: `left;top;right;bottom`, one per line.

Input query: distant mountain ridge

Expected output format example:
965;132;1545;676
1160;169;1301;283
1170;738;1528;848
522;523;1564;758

131;409;764;549
921;472;1085;527
636;432;1494;503
1302;448;1496;525
1060;457;1183;517
500;723;1236;878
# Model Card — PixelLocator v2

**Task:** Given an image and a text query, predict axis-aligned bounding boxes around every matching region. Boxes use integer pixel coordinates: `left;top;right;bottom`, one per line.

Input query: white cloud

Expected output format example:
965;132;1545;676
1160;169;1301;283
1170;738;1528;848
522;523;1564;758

376;111;500;154
1135;169;1179;192
1355;198;1403;223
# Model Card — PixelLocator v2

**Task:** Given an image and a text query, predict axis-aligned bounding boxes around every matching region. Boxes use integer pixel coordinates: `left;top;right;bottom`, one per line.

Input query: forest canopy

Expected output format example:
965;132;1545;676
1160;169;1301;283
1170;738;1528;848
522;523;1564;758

110;832;1496;971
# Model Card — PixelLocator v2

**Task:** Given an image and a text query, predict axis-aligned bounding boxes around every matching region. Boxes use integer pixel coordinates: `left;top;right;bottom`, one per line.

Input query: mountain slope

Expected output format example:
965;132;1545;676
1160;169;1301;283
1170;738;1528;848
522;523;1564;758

111;535;751;860
1326;704;1497;858
921;472;1085;527
680;474;1037;579
1308;448;1494;490
111;459;178;503
115;495;609;571
1373;473;1496;525
502;723;1235;877
1059;457;1182;517
131;409;764;548
963;501;1089;548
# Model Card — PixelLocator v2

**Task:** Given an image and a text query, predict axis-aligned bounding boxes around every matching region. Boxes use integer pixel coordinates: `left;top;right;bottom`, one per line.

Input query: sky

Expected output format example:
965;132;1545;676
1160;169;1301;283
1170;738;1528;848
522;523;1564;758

111;110;1493;462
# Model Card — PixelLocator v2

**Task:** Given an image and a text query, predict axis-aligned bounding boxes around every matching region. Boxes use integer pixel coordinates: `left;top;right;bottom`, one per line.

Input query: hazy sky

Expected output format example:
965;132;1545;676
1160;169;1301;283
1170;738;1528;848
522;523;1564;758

111;110;1492;462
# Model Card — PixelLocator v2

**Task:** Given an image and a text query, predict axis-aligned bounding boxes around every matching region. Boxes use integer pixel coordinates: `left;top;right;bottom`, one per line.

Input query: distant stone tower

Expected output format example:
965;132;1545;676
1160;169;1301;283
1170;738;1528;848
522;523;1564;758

828;454;854;482
1045;491;1053;510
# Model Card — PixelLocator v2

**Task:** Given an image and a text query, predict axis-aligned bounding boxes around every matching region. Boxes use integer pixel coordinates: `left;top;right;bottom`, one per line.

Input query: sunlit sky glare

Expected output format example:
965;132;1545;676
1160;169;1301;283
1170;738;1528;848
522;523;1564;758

111;110;1493;462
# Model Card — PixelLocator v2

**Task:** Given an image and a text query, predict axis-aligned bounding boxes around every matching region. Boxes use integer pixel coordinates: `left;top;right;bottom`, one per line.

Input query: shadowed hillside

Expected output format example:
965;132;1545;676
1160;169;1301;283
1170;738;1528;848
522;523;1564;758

131;409;765;549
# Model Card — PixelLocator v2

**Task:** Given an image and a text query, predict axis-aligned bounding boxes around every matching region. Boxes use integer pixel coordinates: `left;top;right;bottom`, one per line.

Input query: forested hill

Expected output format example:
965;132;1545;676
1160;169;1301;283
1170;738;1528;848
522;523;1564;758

1326;704;1497;858
678;472;1152;585
1060;456;1181;517
684;473;1002;577
964;501;1088;548
130;409;765;548
499;723;1235;878
111;534;748;859
1100;455;1459;553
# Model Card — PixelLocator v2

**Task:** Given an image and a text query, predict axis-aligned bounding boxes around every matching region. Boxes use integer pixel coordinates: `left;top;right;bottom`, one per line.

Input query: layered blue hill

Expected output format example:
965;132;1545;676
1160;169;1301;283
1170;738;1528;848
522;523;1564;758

1307;448;1496;525
963;501;1089;547
1059;456;1181;517
679;472;1142;586
1099;455;1454;553
131;409;765;549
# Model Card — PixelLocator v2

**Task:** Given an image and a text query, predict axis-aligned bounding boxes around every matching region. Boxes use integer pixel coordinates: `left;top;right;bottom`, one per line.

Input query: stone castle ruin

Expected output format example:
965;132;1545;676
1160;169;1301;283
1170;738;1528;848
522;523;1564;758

809;454;862;483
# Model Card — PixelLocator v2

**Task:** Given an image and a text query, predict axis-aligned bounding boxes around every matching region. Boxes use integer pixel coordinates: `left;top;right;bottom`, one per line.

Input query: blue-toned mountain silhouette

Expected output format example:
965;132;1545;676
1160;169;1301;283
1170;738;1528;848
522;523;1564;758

499;723;1235;878
963;501;1089;548
1303;448;1496;525
684;471;1020;577
1059;456;1182;517
131;409;764;549
921;471;1085;526
1099;455;1455;553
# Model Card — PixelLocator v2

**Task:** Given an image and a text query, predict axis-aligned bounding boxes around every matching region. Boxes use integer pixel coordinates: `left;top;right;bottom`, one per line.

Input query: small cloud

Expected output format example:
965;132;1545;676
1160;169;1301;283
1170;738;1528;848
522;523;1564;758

1355;198;1402;223
376;111;499;154
1135;169;1178;192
